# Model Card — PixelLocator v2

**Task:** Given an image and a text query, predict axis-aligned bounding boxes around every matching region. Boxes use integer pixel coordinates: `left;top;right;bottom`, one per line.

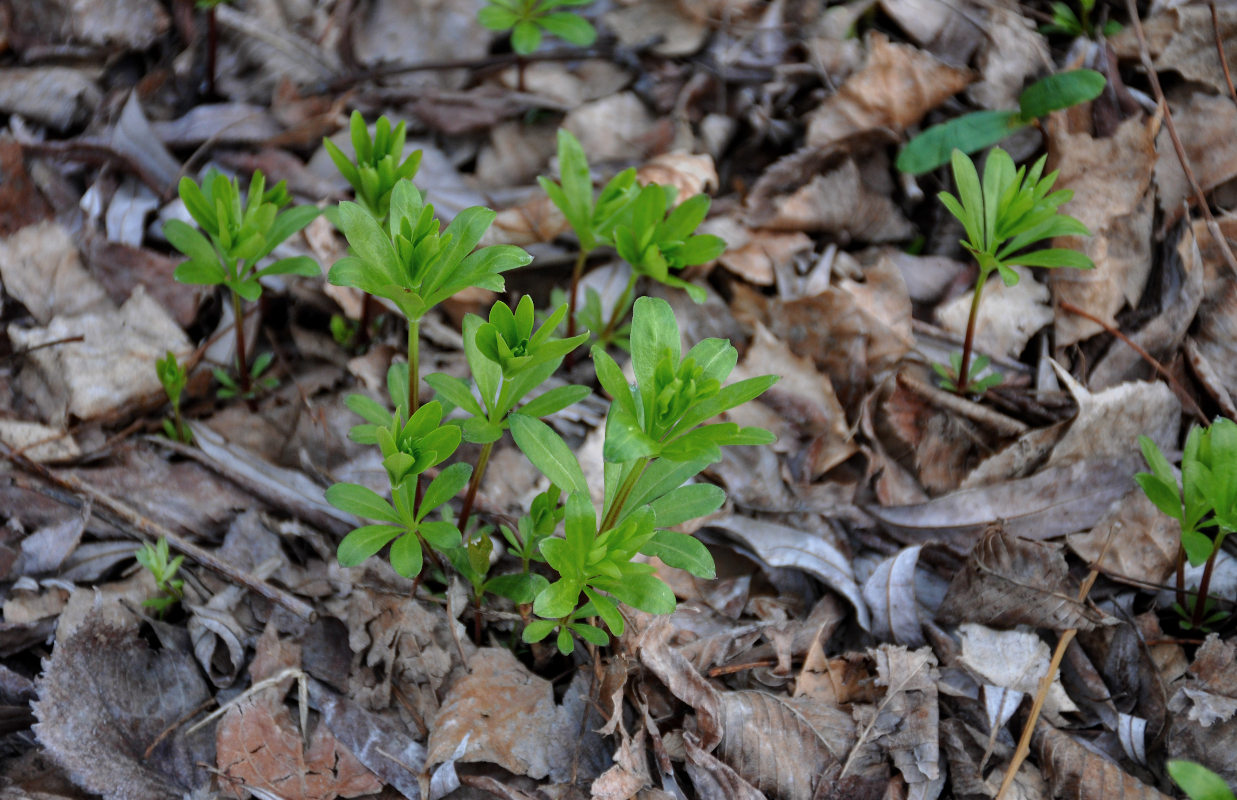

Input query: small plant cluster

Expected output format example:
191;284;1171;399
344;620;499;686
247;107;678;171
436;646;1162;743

161;112;773;653
135;538;185;617
1041;0;1121;39
1138;418;1237;630
478;0;596;56
897;70;1106;175
934;146;1094;395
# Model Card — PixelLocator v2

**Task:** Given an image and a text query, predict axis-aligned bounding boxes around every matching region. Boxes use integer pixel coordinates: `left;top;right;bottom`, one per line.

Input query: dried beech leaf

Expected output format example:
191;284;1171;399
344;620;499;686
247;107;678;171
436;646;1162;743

1111;5;1237;96
708;515;871;630
33;605;213;800
635;616;725;750
869;646;941;790
936;525;1110;632
1045;367;1179;470
870;458;1135;554
957;624;1077;722
861;546;925;647
1035;721;1172;800
751;158;914;242
683;731;768;800
1067;489;1179;586
806;32;972;148
1167;635;1237;785
309;680;426;799
715;690;840;799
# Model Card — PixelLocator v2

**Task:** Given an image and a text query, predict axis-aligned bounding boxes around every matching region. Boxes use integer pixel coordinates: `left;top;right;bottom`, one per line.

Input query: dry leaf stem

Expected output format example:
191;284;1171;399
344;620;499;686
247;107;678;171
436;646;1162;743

1210;1;1237;105
1126;0;1237;277
0;440;316;621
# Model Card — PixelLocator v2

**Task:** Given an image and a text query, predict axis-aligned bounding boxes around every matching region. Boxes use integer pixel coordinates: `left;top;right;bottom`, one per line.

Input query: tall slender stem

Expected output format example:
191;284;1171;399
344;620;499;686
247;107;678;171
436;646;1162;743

457;440;494;533
1191;544;1221;628
955;268;990;396
206;5;218;97
600;457;648;533
230;290;252;397
597;275;637;346
407;319;420;414
1175;542;1188;612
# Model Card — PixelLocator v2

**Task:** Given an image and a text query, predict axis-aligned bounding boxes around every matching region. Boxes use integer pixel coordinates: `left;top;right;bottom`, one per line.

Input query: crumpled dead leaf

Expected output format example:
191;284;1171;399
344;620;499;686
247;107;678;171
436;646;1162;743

806;32;972;149
867;645;941;797
1035;721;1172;800
715;690;840;800
1153;91;1237;223
958;623;1077;723
33;603;214;800
861;546;925;647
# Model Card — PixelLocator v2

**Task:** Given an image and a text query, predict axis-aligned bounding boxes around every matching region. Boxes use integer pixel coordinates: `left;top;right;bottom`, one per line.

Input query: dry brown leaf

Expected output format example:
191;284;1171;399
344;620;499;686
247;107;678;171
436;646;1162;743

1046;367;1179;469
637;152;718;201
1047;114;1157;347
880;0;985;66
425;647;604;783
716;227;813;286
806;32;972;149
1154;91;1237;223
870;458;1134;553
1067;489;1178;586
1035;721;1172;800
750;157;914;242
870;646;942;796
957;624;1077;723
1166;635;1237;785
714;690;841;800
0;222;111;325
966;5;1050;110
936;265;1052;358
605;1;709;57
564;92;657;163
33;605;213;800
682;731;768;800
935;525;1110;632
1112;5;1237;96
861;546;925;647
592;725;651;800
635;615;725;750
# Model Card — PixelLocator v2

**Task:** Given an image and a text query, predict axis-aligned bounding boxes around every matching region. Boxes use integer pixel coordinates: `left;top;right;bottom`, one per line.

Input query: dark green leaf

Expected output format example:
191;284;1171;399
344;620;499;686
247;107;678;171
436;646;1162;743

1018;70;1106;120
897;111;1025;175
325;483;400;523
642;530;716;578
648;483;724;527
519;384;591;418
173;259;227;286
338;524;404;567
389;533;423;577
509;413;588;496
419;462;472;519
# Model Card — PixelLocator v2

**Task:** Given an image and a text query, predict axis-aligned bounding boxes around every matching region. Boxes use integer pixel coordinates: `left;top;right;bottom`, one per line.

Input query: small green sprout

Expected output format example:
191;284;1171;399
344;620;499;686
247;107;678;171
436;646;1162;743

935;147;1093;395
156;351;192;444
135;537;185;617
164;169;318;399
1041;0;1121;39
323;111;422;222
214;351;278;400
478;0;597;56
932;353;1002;394
897;71;1107;175
1137;419;1237;630
1168;761;1235;800
538;128;639;339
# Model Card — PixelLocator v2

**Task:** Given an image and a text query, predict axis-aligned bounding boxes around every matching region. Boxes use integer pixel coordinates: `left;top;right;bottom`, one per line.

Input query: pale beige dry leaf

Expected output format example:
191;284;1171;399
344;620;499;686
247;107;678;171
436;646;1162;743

592;725;651;800
752;157;914;242
806;32;972;149
868;646;941;793
0;420;79;464
879;0;985;66
1112;5;1237;96
0;221;111;325
1154;91;1237;223
936;265;1052;358
635;616;725;750
500;60;630;107
1047;114;1157;347
683;731;769;800
714;225;812;286
605;0;709;57
1045;366;1179;469
1166;635;1237;785
861;546;925;647
1067;489;1179;586
713;690;841;800
564;92;657;162
476;120;560;188
637;152;719;201
1035;721;1172;800
349;0;483;87
61;0;169;50
0;67;101;131
935;525;1110;632
33;605;214;800
957;624;1077;721
965;5;1050;109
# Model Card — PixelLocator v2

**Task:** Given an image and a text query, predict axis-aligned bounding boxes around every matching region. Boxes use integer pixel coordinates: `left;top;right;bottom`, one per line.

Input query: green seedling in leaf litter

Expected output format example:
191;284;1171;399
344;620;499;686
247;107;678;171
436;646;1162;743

1041;0;1121;39
897;70;1106;175
329;179;532;414
479;0;597;56
156;351;192;444
1137;419;1237;630
538;128;639;339
509;296;777;653
323;111;421;222
165;169;318;399
936;147;1093;395
135;537;185;617
932;352;1002;394
426;295;589;532
1168;761;1236;800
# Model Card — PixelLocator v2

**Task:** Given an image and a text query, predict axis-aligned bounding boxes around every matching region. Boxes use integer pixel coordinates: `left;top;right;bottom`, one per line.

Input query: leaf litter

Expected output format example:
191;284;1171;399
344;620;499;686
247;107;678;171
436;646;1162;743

2;0;1237;798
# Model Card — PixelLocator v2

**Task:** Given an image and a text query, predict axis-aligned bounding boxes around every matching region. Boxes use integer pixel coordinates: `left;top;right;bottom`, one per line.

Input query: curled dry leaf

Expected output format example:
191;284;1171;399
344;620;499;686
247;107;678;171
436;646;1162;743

870;458;1135;554
33;604;214;800
806;32;972;149
935;525;1110;632
635;616;725;750
1047;114;1157;348
861;546;925;647
682;731;769;800
637;152;718;202
1034;721;1172;800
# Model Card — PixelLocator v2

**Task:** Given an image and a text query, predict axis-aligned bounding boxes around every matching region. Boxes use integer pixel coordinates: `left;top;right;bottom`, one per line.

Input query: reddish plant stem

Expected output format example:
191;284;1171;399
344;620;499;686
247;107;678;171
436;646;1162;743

955;269;989;395
230;290;253;398
206;5;218;97
456;440;494;534
1191;545;1221;628
1176;542;1188;613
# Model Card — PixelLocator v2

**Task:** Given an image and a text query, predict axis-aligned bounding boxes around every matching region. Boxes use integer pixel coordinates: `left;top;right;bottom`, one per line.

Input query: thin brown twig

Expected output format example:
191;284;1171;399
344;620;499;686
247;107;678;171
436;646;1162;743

1126;0;1237;277
1056;299;1208;424
1210;1;1237;106
0;441;316;621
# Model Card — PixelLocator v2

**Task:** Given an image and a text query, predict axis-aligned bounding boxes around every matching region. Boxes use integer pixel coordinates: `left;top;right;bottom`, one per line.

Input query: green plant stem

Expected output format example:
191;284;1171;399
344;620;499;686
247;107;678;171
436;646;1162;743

230;289;253;398
955;268;990;396
566;250;588;341
407;319;421;414
598;275;637;345
600;457;649;532
456;440;494;532
1191;546;1220;628
1176;542;1188;612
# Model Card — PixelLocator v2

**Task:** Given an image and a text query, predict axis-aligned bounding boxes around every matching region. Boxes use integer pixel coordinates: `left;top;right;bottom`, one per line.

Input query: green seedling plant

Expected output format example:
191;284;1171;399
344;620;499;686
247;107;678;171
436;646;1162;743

936;147;1094;395
596;184;726;348
135;537;185;617
1041;0;1121;39
478;0;596;56
324;111;422;222
1137;419;1237;630
539;128;639;340
933;352;1002;394
426;295;589;534
897;70;1107;175
1168;761;1236;800
156;351;192;443
510;296;777;653
328;178;532;415
165;169;318;399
